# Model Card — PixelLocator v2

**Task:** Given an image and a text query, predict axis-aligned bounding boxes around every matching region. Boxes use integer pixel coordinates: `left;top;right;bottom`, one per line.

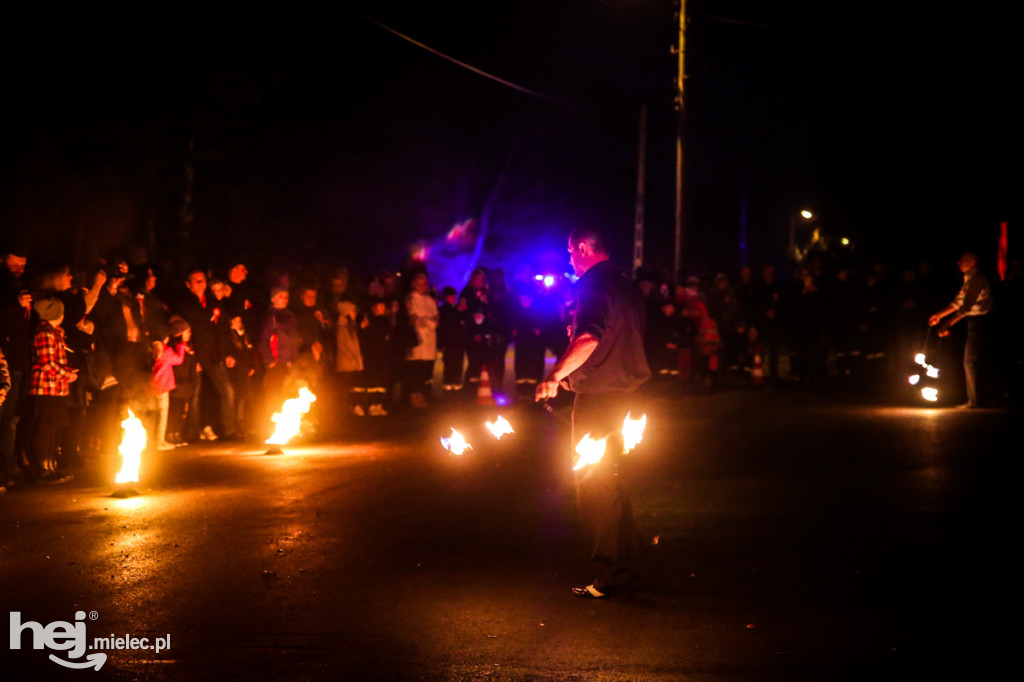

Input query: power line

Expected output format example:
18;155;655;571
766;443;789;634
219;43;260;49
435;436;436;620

693;9;805;31
358;14;574;107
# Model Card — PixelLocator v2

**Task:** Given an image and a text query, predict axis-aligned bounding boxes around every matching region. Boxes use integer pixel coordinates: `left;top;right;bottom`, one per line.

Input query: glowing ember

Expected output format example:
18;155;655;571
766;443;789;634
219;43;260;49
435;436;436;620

908;374;920;385
621;413;647;453
441;428;472;455
115;409;146;485
926;365;940;379
484;416;515;439
914;353;926;365
573;434;608;471
265;387;317;446
921;387;939;402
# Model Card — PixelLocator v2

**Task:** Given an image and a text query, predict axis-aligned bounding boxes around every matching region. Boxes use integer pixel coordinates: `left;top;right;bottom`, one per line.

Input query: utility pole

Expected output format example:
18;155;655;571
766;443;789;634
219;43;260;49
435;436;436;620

633;106;647;279
673;0;686;278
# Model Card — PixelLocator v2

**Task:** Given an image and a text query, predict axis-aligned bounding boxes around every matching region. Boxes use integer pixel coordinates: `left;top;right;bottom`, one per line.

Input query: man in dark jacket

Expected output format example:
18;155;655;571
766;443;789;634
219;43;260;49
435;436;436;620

536;227;651;599
0;245;32;485
174;269;237;440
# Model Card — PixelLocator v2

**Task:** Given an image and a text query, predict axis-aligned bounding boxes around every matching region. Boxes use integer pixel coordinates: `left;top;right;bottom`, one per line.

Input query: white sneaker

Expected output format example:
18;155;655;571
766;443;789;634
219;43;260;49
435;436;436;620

369;404;388;416
201;426;218;441
352;405;366;417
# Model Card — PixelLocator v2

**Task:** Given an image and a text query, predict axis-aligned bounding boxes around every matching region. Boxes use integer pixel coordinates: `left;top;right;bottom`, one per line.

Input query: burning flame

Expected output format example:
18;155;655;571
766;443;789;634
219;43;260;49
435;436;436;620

484;416;514;440
265;387;317;446
921;387;939;402
115;409;146;485
622;413;647;453
573;434;607;471
441;428;472;455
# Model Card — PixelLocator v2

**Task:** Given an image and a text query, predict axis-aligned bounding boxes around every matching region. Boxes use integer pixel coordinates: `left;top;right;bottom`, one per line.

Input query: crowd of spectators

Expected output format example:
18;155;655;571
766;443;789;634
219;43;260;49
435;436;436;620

1;239;1021;491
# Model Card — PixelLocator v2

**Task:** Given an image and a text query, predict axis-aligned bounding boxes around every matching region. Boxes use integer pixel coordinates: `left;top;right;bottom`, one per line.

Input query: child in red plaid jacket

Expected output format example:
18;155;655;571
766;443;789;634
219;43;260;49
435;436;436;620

27;298;78;482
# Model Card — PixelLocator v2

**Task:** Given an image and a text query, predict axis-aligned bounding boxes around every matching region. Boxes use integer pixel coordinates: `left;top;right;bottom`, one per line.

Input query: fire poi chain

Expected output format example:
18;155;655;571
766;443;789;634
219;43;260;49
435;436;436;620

909;352;941;402
440;412;648;472
574;412;648;471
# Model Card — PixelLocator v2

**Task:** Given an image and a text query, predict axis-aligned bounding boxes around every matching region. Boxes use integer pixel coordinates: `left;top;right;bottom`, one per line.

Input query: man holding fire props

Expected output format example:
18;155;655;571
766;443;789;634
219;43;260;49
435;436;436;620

536;227;651;599
928;251;993;409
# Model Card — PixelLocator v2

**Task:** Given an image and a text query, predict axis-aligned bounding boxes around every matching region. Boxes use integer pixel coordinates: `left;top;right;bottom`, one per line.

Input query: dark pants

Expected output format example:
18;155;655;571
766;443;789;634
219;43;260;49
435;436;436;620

0;369;26;478
26;395;70;480
203;362;237;437
168;394;190;441
464;345;500;396
404;360;434;401
441;346;465;387
964;317;989;407
514;337;546;383
571;391;645;592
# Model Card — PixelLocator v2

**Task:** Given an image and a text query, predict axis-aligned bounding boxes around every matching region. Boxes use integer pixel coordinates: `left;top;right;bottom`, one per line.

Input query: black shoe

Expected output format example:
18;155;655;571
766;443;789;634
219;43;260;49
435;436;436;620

571;584;608;599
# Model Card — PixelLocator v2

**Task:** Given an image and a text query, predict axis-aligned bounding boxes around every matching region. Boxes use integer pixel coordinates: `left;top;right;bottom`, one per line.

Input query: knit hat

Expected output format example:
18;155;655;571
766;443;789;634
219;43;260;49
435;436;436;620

270;286;289;299
169;315;191;337
34;297;64;323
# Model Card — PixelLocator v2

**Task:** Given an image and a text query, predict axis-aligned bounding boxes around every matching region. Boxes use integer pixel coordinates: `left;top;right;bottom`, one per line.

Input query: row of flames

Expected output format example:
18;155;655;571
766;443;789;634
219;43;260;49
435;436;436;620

115;392;646;489
441;413;647;471
441;415;514;455
113;388;318;489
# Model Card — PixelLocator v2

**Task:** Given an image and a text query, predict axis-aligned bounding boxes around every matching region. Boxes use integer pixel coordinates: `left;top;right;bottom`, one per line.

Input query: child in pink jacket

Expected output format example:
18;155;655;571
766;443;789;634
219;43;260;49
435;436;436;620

151;316;190;450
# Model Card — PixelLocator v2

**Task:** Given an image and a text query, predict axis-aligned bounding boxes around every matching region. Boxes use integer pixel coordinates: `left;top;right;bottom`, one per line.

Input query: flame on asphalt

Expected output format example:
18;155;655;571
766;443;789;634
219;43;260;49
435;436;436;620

115;409;146;485
484;416;514;440
266;387;317;446
441;428;472;455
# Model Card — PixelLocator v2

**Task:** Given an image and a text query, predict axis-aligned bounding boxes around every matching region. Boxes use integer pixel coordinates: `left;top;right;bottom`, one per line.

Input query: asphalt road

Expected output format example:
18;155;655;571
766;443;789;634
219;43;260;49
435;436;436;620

2;386;1015;680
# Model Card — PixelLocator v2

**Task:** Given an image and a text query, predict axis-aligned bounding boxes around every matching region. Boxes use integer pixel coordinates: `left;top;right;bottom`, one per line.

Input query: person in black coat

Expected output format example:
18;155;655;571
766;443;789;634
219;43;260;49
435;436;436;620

536;227;651;599
437;286;466;401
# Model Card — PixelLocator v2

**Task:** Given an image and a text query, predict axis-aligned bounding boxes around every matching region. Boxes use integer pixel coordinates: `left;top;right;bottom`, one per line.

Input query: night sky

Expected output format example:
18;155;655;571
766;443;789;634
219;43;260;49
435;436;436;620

1;1;1015;283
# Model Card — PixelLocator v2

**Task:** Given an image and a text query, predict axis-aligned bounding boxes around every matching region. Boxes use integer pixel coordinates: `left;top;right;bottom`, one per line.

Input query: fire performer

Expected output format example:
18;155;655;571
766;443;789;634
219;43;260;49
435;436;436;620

928;251;993;408
536;227;651;598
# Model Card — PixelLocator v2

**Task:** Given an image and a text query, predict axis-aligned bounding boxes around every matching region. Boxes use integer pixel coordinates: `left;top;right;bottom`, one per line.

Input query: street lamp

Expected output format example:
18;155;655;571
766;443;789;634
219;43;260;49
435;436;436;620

789;209;815;261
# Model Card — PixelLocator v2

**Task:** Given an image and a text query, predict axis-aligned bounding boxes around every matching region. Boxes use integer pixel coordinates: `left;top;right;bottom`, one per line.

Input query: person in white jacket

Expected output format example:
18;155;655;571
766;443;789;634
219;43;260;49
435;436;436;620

404;273;438;408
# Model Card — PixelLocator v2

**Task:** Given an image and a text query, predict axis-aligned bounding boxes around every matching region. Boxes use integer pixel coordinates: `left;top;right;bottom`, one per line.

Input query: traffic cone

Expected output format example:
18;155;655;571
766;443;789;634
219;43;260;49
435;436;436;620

751;352;765;386
477;367;495;405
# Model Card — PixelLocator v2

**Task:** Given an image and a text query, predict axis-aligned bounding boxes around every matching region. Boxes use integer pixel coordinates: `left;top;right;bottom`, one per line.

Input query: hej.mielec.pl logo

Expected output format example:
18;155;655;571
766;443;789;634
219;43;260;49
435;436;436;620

10;610;172;671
